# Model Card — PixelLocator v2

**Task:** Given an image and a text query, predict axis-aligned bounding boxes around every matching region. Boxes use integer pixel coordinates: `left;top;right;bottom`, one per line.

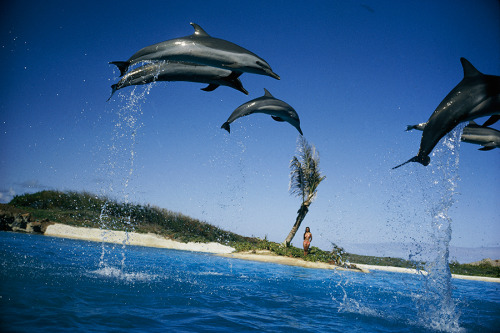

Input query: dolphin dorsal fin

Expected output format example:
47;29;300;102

190;23;210;36
263;88;273;97
460;58;482;78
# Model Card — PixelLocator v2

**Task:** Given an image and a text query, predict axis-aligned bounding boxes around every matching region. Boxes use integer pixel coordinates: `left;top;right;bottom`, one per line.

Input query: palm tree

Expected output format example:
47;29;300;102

284;136;326;247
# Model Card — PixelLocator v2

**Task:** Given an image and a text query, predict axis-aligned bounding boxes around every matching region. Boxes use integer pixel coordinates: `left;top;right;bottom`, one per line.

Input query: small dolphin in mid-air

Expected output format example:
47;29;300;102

461;121;500;150
107;61;248;101
109;23;280;80
393;58;500;169
221;88;303;135
406;121;500;150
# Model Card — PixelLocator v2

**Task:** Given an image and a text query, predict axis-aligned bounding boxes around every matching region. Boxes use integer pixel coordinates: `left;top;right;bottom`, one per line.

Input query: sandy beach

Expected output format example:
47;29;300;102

218;251;365;272
43;223;499;283
44;223;235;254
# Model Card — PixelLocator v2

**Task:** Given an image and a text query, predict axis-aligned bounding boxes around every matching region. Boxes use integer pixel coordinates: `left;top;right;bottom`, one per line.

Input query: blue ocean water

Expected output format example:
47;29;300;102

0;232;499;332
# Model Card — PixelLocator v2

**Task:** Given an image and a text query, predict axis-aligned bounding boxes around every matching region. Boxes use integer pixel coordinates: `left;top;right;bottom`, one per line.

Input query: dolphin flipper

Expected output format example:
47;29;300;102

222;71;248;95
201;84;220;92
107;84;118;102
478;141;497;151
482;115;500;127
221;122;230;133
272;115;303;135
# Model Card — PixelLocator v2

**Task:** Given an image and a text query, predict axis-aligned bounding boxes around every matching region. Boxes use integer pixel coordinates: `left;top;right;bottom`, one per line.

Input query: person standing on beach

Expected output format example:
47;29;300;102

303;227;312;256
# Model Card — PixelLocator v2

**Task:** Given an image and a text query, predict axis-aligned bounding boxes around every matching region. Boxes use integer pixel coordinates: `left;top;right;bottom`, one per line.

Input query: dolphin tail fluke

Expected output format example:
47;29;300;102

479;145;495;151
297;127;303;136
109;61;129;77
392;155;430;169
201;84;220;92
107;84;118;102
221;122;231;133
406;125;416;131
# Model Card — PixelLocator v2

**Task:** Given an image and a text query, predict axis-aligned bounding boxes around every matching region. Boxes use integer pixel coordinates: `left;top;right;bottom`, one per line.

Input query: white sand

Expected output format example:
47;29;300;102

219;251;360;272
354;263;500;283
354;263;426;275
44;223;235;254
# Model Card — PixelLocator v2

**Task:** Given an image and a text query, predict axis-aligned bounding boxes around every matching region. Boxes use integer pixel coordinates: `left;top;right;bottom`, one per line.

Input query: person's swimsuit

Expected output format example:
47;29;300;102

303;233;311;248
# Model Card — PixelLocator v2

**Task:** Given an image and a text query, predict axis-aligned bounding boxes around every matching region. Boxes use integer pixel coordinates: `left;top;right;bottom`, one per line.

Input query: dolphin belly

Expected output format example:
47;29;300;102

108;61;248;100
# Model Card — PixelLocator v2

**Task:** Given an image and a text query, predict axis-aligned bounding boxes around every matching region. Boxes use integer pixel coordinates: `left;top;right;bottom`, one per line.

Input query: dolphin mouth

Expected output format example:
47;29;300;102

256;61;280;80
267;70;280;80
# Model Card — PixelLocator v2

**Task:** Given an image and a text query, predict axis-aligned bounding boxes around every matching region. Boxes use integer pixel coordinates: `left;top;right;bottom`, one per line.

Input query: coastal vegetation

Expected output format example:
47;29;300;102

3;190;499;278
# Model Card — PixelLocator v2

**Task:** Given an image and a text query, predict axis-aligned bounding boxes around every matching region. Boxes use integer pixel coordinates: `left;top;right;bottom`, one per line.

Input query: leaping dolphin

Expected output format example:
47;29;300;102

109;23;280;80
406;121;500;150
393;58;500;169
107;61;248;101
221;88;303;135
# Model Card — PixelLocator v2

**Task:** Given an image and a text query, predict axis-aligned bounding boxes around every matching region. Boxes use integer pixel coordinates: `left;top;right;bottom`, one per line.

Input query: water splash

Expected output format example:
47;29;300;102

97;83;152;270
90;265;158;283
416;124;465;332
337;124;466;332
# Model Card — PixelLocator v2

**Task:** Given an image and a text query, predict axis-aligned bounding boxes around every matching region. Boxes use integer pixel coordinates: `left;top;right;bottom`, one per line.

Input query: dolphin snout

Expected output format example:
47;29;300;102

256;60;280;80
267;70;280;80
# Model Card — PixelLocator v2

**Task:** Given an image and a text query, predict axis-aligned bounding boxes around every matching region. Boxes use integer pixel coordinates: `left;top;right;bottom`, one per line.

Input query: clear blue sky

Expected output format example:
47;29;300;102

1;1;499;258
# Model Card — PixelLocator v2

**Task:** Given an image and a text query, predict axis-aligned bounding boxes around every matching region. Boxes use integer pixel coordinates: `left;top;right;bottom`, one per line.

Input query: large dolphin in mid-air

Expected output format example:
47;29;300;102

393;58;500;169
407;121;500;150
107;61;248;101
109;23;280;80
221;88;303;135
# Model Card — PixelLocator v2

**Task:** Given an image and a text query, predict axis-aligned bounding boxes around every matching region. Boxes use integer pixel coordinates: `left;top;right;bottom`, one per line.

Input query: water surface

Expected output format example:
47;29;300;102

1;232;498;332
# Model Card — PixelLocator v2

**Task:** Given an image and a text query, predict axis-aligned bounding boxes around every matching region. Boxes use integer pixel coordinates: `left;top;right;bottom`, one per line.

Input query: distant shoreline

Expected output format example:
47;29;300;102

42;223;500;283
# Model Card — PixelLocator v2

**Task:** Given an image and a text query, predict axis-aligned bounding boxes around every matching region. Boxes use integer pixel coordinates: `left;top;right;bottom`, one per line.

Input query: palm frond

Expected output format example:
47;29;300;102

289;156;305;202
288;136;326;204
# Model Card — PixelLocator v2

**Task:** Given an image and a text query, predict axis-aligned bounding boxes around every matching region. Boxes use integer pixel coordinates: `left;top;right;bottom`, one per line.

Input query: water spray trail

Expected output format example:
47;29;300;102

417;124;465;332
97;83;152;269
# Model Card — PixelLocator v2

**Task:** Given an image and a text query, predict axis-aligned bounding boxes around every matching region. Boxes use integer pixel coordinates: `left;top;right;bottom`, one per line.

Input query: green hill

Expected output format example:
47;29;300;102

6;190;251;244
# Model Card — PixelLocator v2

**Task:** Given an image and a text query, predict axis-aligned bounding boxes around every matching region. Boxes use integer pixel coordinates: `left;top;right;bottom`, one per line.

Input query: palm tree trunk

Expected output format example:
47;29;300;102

284;202;309;246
